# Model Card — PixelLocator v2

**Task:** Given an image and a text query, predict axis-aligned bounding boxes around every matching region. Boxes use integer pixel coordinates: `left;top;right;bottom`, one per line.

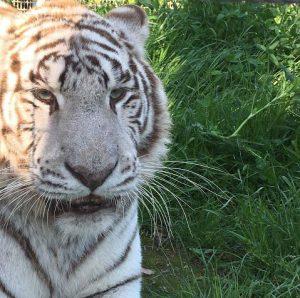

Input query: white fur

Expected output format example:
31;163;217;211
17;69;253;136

0;1;171;297
0;201;141;297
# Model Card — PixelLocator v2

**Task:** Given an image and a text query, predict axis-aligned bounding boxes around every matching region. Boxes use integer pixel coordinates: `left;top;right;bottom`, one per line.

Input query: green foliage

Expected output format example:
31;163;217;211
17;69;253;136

87;0;300;296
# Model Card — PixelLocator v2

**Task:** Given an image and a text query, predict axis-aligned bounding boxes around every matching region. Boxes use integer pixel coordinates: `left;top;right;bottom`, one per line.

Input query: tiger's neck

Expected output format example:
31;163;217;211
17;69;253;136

0;197;137;247
0;199;140;296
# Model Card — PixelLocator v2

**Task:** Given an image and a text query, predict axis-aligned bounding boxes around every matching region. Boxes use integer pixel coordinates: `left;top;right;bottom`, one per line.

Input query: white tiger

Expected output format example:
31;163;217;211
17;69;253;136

0;1;170;297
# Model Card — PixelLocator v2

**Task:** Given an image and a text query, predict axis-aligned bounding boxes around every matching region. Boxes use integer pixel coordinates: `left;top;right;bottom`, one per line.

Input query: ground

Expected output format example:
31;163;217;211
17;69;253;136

88;1;300;297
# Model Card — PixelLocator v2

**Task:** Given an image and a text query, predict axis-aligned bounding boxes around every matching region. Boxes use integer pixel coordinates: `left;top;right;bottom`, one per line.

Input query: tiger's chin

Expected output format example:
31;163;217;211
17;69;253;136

47;194;118;217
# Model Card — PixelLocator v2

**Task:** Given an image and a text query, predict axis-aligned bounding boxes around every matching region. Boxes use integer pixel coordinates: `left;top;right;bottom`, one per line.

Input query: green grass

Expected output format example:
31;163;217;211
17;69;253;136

88;0;300;296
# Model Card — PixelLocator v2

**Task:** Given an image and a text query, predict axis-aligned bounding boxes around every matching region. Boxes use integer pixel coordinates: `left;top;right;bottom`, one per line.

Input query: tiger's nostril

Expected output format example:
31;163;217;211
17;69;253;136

64;161;118;191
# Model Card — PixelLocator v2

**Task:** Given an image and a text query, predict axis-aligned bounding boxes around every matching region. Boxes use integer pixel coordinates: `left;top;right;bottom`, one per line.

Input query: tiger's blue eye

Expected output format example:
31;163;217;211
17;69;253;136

33;89;55;103
110;88;127;101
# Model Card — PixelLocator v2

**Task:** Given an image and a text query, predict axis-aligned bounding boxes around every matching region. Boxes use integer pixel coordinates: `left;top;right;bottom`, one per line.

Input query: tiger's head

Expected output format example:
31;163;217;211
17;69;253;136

0;1;170;218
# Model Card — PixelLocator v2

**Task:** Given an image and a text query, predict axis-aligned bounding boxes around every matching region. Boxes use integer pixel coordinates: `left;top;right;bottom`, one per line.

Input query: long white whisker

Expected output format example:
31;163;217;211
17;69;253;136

155;159;229;174
144;165;228;200
140;181;172;238
138;181;173;239
134;188;157;235
24;193;41;226
145;177;193;236
4;188;33;227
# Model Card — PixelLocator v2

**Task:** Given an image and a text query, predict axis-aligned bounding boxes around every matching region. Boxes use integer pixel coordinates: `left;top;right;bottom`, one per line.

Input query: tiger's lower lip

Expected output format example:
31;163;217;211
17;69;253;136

71;203;103;214
47;194;117;215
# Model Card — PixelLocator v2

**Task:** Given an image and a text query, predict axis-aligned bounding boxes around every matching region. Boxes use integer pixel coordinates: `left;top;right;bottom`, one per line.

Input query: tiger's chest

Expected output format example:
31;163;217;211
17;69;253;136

0;204;141;298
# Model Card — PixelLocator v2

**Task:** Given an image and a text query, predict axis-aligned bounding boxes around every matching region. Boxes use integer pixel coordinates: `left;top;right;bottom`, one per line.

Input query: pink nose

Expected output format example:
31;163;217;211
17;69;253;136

65;161;118;191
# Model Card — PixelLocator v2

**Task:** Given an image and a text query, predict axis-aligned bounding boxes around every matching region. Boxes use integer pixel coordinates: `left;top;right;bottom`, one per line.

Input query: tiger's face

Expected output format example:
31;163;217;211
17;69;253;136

0;1;170;216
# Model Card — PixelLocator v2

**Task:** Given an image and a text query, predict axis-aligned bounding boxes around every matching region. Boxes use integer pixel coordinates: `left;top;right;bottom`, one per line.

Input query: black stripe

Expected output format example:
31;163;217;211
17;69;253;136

130;119;142;127
97;52;122;72
1;127;13;136
37;51;60;71
133;72;149;132
0;278;15;298
122;95;139;108
20;127;33;132
84;19;111;29
128;125;137;135
129;132;138;147
24;141;34;154
133;103;143;119
106;226;138;273
120;71;131;84
83;274;141;298
66;200;133;278
115;176;135;188
35;38;66;53
77;25;121;49
129;57;138;74
20;98;38;108
82;222;139;294
9;53;22;92
16;12;96;36
0;218;53;296
10;25;70;52
14;16;76;37
12;13;104;51
86;55;100;67
40;180;68;190
138;62;162;155
102;71;109;88
80;36;118;54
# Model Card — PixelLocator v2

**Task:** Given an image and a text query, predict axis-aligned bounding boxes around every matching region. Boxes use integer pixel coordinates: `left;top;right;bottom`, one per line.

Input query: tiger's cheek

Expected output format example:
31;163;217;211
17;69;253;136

0;92;49;173
120;97;143;145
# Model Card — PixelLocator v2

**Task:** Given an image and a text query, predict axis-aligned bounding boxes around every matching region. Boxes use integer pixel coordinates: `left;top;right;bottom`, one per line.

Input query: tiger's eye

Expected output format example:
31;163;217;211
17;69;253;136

33;89;55;103
110;88;127;101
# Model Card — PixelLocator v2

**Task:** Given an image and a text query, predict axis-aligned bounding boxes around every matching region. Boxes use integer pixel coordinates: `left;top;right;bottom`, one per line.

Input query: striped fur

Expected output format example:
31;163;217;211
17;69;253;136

0;1;170;297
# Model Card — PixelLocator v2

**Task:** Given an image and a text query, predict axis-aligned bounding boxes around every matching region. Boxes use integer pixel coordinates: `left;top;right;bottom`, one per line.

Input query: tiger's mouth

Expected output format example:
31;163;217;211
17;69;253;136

48;194;117;216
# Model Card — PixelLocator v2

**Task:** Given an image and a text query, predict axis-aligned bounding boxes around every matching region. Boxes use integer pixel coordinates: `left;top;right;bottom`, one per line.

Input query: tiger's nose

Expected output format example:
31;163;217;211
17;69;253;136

65;161;118;191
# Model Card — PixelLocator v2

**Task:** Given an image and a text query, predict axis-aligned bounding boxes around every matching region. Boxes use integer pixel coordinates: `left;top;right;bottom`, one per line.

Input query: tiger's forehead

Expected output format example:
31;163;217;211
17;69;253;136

13;16;133;92
13;8;128;51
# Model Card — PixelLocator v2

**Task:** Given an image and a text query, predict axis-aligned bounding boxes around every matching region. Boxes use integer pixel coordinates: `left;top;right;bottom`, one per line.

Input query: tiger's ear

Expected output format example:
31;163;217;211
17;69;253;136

107;5;149;57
